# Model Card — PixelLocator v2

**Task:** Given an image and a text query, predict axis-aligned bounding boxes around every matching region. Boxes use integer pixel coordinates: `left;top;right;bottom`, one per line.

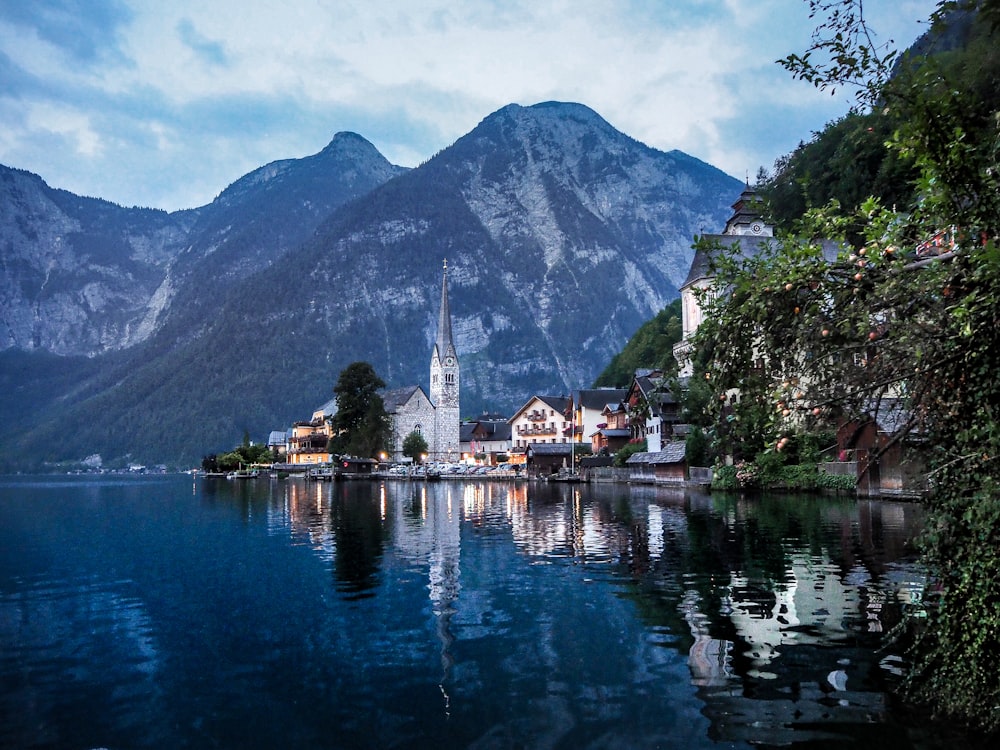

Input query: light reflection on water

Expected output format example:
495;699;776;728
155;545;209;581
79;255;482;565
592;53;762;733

0;474;970;749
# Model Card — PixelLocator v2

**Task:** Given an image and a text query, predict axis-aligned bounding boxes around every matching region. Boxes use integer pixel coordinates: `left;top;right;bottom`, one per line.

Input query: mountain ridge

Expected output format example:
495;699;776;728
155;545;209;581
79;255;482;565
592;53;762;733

0;101;741;468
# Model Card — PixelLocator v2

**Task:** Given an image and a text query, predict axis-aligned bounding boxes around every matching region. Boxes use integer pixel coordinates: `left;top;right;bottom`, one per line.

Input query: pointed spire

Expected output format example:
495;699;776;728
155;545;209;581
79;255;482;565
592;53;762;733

435;259;456;360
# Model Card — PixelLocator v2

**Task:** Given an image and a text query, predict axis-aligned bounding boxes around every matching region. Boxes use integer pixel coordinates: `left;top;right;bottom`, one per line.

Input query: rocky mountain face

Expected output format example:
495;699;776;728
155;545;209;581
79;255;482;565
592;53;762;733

0;132;406;356
0;102;741;468
0;166;195;355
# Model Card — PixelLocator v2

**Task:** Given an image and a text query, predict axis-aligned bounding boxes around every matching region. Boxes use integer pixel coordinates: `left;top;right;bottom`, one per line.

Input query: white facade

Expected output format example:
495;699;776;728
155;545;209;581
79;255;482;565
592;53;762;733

569;388;627;445
509;396;571;450
674;186;773;378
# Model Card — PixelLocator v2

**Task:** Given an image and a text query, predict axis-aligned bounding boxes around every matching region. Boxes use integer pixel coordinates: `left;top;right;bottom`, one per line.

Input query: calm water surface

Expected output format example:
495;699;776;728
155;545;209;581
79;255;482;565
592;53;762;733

0;474;968;749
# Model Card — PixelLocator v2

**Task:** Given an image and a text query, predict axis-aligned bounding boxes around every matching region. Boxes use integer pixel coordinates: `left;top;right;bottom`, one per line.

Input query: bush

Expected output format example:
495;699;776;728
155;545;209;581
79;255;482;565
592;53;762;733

686;426;709;467
816;471;857;492
613;439;647;467
711;464;737;490
777;463;819;490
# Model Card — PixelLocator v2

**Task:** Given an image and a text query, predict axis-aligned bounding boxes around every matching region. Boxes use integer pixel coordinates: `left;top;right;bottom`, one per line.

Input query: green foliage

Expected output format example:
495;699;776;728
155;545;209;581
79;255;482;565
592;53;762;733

685;426;710;467
402;430;429;462
330;362;392;458
613;440;647;467
593;299;682;387
202;441;274;472
711;464;738;491
753;449;787;486
697;0;1000;733
761;111;918;239
815;470;857;492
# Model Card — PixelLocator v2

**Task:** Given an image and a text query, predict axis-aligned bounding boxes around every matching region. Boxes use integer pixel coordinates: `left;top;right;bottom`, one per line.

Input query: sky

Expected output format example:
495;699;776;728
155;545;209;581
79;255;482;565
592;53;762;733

0;0;939;212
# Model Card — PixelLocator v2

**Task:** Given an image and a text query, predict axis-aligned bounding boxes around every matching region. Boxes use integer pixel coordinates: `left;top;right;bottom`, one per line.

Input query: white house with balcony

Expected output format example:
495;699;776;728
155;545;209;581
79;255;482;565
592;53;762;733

508;395;572;451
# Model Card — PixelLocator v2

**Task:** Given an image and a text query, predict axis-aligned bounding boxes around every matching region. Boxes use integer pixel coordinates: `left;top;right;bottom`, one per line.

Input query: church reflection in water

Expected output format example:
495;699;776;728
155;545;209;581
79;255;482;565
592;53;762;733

256;477;926;745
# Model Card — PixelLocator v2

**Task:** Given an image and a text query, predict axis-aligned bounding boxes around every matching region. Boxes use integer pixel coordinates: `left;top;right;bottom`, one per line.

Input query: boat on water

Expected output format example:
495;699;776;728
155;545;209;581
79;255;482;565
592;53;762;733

226;469;260;479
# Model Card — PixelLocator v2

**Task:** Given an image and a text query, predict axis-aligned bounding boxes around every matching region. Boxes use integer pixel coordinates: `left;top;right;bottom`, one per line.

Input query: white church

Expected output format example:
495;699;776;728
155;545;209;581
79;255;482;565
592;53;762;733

381;262;461;463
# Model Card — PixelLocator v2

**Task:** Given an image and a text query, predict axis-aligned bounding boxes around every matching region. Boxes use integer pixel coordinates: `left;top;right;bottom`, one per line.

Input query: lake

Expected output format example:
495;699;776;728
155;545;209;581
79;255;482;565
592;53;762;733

0;474;976;748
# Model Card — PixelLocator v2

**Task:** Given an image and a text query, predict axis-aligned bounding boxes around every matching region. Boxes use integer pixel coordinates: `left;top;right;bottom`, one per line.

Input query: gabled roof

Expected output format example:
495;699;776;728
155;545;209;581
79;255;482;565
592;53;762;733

380;385;430;414
314;397;338;418
267;430;288;446
593;428;630;439
509;395;571;422
682;235;842;289
475;420;512;441
526;443;575;456
461;418;512;443
627;372;680;409
626;443;687;464
574;388;628;411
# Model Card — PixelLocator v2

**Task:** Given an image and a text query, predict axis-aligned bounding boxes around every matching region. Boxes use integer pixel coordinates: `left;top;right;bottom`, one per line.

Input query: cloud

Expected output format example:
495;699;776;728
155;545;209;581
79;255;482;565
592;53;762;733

0;0;939;211
175;18;228;67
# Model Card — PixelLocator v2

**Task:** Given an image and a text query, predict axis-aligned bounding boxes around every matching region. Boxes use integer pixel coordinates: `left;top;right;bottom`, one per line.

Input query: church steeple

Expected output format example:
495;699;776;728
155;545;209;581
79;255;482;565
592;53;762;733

430;259;460;462
433;259;457;364
723;183;772;237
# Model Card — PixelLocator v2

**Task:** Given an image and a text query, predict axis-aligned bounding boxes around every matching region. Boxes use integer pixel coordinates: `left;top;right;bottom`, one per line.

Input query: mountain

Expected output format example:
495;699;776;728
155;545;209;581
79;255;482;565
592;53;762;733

0;133;407;357
0;102;740;469
0;165;195;355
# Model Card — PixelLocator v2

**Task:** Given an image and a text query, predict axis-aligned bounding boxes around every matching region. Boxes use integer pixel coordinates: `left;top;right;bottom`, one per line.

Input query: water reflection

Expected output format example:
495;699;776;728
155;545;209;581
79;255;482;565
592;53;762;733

1;475;943;749
228;478;929;745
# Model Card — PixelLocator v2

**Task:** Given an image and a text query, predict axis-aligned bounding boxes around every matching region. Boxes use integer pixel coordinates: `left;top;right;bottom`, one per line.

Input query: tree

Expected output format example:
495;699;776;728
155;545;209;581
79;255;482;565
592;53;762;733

402;430;429;463
694;0;1000;733
593;299;682;387
330;362;391;458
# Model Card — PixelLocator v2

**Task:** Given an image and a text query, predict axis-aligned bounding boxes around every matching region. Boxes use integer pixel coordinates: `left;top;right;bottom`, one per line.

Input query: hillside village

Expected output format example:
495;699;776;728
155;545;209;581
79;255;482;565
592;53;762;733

256;186;923;497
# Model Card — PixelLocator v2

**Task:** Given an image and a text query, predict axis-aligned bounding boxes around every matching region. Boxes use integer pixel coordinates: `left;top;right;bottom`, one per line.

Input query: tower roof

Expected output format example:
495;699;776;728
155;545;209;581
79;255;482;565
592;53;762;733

434;260;457;360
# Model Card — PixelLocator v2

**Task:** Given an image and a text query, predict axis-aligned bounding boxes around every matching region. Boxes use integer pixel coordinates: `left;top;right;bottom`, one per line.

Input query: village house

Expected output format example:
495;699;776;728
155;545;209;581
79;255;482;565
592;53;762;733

669;185;930;496
623;369;683;452
508;395;572;466
829;398;928;498
673;185;786;378
626;442;687;484
267;429;289;457
592;400;631;455
524;442;577;478
286;398;336;465
567;388;627;446
460;414;512;464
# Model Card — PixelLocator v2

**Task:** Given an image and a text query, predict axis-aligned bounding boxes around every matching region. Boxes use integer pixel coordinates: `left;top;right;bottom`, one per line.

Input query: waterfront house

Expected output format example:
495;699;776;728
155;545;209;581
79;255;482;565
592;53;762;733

673;186;844;378
287;398;336;465
591;401;631;454
623;369;683;452
831;398;928;498
626;442;688;484
525;442;576;478
509;395;572;450
568;388;627;446
460;414;512;464
267;429;290;457
509;395;572;467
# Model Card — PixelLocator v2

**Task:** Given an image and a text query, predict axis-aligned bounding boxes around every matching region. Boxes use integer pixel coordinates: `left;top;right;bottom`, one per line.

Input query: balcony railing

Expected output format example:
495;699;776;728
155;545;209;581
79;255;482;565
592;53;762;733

517;425;557;436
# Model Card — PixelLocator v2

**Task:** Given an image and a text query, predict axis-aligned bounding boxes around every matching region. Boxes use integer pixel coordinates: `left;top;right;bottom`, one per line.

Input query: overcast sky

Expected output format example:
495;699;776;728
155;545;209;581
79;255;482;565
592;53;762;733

0;0;938;212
